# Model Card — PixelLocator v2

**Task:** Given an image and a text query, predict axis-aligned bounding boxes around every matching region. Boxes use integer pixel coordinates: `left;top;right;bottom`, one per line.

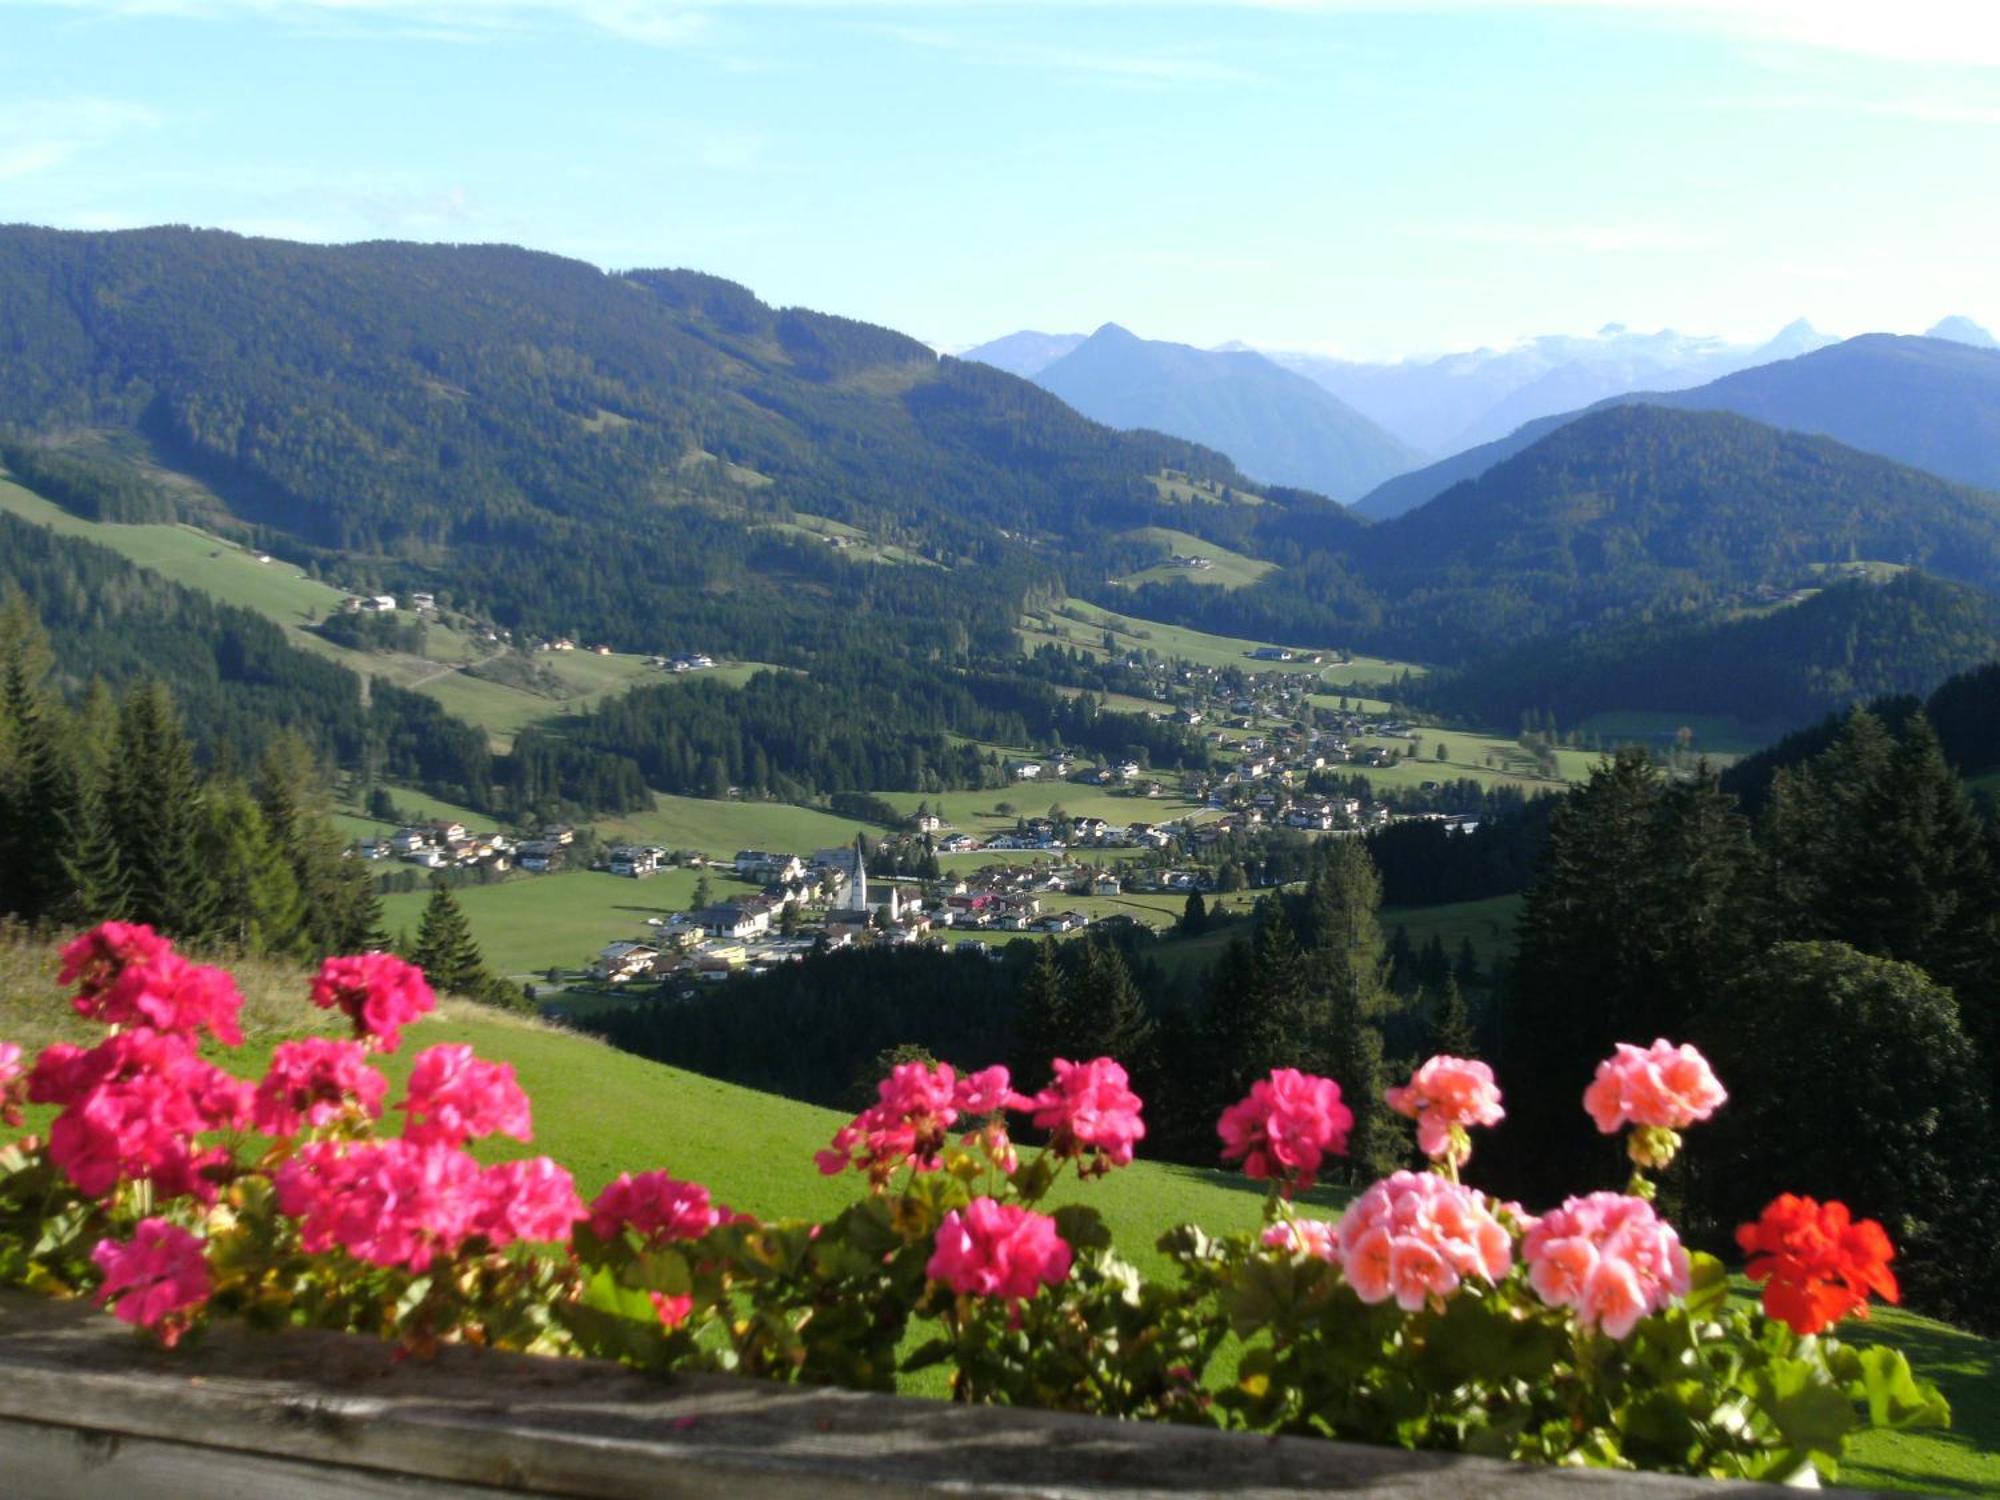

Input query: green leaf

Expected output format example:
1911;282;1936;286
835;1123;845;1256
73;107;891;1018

1683;1251;1729;1319
1850;1345;1953;1431
1746;1356;1858;1456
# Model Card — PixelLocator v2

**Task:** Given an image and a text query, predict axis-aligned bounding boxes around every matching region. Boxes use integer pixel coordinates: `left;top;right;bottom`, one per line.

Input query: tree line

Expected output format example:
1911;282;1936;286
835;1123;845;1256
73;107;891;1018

0;596;381;958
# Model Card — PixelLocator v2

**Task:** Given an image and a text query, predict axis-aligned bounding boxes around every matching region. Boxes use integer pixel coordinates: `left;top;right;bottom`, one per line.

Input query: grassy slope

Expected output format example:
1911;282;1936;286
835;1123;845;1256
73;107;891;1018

0;472;670;749
0;938;1984;1490
600;793;880;861
377;867;754;979
1112;527;1277;591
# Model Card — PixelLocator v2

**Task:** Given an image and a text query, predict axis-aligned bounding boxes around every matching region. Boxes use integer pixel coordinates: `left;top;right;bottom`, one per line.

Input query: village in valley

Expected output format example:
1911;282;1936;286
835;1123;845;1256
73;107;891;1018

348;646;1521;1000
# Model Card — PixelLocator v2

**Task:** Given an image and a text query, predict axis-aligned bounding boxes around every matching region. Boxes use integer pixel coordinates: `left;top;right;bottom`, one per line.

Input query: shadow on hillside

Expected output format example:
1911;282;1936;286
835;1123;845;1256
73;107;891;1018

1136;1160;1355;1216
1839;1314;1997;1496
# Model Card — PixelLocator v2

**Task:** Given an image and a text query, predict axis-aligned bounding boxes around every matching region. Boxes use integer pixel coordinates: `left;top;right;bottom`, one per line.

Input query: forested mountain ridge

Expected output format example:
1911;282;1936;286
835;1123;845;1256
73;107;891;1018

0;226;1337;665
1411;569;2000;731
1353;333;2000;519
1147;404;2000;663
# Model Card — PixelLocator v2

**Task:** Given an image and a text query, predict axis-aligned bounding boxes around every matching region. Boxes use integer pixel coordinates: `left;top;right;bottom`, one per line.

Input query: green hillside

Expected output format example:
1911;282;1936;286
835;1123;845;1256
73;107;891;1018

1113;527;1276;590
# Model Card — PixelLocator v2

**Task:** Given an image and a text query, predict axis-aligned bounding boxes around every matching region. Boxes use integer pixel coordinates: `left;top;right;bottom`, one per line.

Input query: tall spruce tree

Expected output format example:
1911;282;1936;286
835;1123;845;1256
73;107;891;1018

256;734;383;955
1295;838;1399;1178
1762;710;2000;1092
1066;935;1155;1070
1426;972;1479;1060
0;644;77;922
410;881;487;997
1496;748;1754;1201
200;777;306;954
1012;939;1073;1084
107;683;217;941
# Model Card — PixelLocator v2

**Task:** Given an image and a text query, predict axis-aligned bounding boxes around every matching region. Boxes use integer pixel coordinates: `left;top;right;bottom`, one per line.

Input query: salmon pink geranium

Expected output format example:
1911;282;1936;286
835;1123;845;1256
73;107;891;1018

1583;1039;1727;1173
1524;1191;1690;1339
1334;1170;1513;1310
1385;1055;1504;1168
0;1041;23;1128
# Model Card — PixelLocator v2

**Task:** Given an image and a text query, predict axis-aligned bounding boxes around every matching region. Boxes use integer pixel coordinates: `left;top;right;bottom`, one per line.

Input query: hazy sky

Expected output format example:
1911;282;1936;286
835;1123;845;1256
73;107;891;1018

4;0;1998;359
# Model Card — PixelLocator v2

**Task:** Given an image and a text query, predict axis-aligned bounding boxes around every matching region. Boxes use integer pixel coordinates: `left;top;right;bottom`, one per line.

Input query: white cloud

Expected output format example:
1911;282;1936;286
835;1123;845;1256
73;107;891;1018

0;97;161;182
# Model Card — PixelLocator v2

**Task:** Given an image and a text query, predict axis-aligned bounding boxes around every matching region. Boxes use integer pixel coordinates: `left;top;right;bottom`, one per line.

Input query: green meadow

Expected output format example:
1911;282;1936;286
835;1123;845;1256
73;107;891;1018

1112;527;1277;590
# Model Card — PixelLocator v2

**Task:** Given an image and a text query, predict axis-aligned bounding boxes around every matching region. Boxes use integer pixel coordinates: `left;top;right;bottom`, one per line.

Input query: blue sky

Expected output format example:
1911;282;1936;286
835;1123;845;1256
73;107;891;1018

3;1;1997;357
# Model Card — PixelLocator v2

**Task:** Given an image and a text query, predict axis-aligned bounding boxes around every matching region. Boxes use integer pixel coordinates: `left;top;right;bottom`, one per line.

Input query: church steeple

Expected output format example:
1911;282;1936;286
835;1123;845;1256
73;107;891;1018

852;833;867;912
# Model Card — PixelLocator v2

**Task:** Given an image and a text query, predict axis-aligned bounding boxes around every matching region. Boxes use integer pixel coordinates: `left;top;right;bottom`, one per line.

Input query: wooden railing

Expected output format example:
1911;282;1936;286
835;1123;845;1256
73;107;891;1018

0;1293;1889;1498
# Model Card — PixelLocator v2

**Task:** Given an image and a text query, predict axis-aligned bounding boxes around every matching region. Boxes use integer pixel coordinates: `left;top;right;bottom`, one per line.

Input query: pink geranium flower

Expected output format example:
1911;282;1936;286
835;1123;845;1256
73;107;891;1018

0;1041;23;1129
1523;1192;1691;1339
91;1219;210;1346
1261;1218;1340;1262
816;1060;981;1184
400;1044;532;1148
474;1157;587;1247
275;1138;485;1271
1385;1055;1504;1165
310;953;435;1052
1583;1040;1726;1134
1021;1057;1145;1175
58;922;174;998
927;1198;1072;1301
253;1038;388;1136
60;924;244;1047
38;1029;250;1202
1334;1171;1513;1311
587;1170;734;1245
1217;1068;1353;1195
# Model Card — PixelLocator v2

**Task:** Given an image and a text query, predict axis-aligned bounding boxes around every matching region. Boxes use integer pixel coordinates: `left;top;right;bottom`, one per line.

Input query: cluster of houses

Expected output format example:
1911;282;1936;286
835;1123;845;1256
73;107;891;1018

352;819;514;872
340;591;438;615
351;820;582;875
648;653;716;674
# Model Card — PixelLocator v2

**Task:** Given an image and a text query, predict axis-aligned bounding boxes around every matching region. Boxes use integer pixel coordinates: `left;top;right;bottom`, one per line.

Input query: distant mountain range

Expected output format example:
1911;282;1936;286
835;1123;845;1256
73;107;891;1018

1262;320;1837;455
955;329;1085;378
1353;333;2000;520
962;323;1419;503
1928;315;1997;349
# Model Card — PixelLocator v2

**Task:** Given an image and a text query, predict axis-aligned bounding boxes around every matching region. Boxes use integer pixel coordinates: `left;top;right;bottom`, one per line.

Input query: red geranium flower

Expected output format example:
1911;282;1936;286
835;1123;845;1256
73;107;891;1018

1737;1193;1899;1335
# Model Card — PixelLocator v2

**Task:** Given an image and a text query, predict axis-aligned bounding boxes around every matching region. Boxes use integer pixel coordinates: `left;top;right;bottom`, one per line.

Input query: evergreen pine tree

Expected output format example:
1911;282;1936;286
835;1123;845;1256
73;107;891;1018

60;680;128;922
0;646;78;921
256;734;382;955
1425;972;1479;1059
1012;939;1072;1084
62;769;129;922
1295;839;1399;1178
107;684;217;941
1066;935;1156;1068
200;777;306;954
1179;889;1208;936
410;881;487;996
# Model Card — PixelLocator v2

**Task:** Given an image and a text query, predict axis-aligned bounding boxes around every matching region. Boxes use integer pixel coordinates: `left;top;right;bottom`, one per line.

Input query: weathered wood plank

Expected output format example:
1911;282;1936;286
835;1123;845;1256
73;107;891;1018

0;1292;1893;1499
0;1415;513;1499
